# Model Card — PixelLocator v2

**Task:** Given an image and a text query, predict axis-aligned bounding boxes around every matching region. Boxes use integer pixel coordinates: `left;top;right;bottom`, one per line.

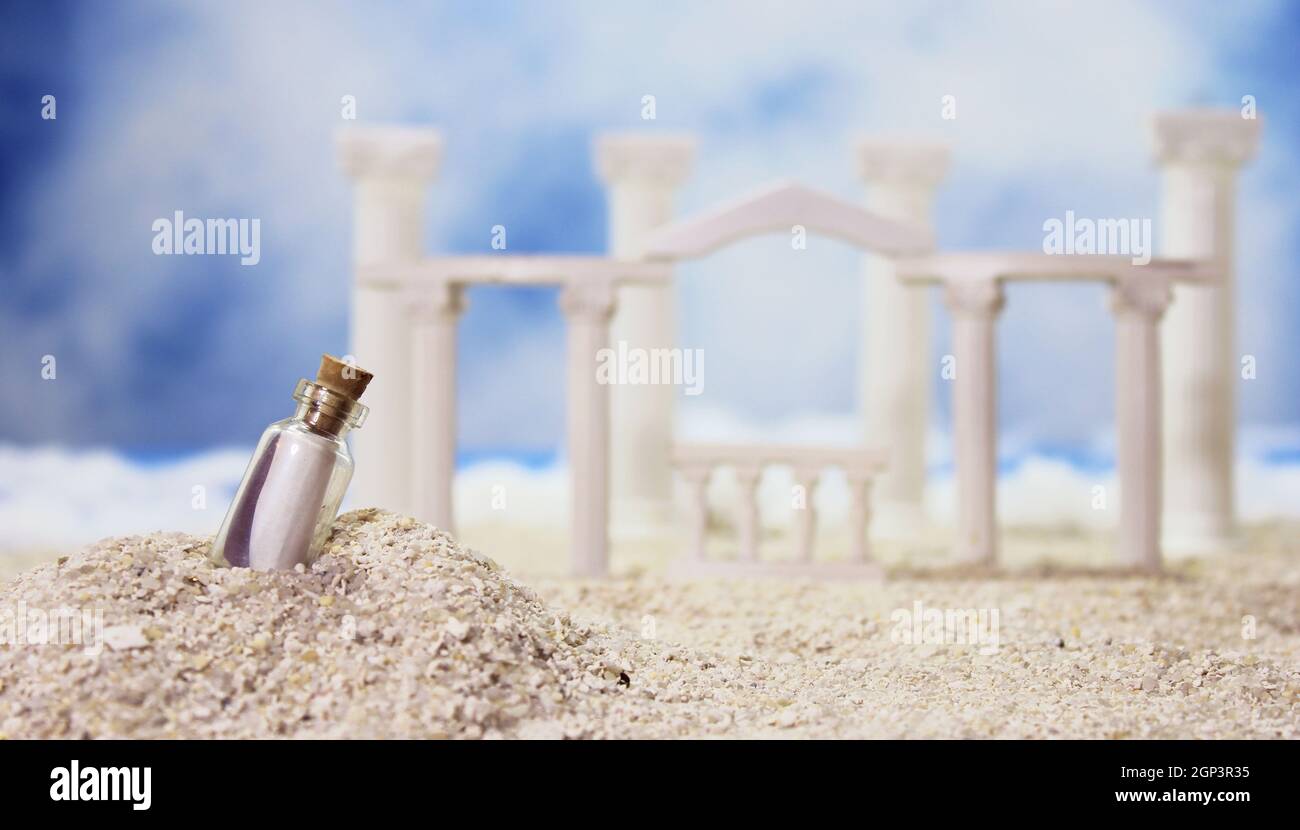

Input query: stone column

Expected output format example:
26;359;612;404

942;280;1005;565
408;281;465;534
337;127;442;515
594;134;695;538
857;141;949;539
1153;110;1259;554
1111;278;1174;572
559;278;618;578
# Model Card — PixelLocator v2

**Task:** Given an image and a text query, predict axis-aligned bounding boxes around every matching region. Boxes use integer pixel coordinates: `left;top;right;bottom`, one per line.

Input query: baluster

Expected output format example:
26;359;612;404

793;466;820;561
682;465;712;561
847;473;873;563
733;464;762;561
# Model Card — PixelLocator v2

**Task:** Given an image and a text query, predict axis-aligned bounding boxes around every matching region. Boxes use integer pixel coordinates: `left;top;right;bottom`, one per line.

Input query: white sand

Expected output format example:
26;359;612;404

0;510;1296;738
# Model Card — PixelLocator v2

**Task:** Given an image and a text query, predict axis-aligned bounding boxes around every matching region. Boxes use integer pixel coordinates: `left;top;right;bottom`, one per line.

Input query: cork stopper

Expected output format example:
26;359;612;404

315;354;373;402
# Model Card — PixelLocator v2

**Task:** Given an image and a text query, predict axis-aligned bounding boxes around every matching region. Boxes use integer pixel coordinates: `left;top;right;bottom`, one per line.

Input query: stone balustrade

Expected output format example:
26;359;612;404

671;444;887;578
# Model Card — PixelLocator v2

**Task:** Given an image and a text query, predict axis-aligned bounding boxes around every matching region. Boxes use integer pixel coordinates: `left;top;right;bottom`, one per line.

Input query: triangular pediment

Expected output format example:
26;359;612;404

644;180;933;260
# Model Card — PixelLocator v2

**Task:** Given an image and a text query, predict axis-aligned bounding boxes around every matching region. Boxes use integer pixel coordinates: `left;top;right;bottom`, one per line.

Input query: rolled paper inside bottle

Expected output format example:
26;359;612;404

220;432;281;568
233;429;338;572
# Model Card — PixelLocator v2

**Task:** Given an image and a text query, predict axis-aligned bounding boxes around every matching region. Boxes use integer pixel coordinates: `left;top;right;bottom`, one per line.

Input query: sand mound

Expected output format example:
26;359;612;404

0;510;665;739
5;509;1296;739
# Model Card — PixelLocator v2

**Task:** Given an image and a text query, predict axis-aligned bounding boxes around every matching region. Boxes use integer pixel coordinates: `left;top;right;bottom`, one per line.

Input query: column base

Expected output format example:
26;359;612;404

611;497;675;540
869;500;928;541
1162;513;1239;557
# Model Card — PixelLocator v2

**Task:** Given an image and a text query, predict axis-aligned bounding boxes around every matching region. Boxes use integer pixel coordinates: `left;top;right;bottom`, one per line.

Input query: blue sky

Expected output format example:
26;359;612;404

2;0;1298;460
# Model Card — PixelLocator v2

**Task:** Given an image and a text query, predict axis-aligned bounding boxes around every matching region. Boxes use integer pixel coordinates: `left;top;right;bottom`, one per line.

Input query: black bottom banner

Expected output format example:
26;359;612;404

0;738;1286;817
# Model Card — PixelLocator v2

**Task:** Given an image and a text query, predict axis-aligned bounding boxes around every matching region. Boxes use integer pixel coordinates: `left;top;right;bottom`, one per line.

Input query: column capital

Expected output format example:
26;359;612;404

1111;277;1173;321
559;278;618;321
594;133;695;187
943;279;1005;318
856;139;950;188
405;281;466;323
1152;109;1260;167
337;126;443;180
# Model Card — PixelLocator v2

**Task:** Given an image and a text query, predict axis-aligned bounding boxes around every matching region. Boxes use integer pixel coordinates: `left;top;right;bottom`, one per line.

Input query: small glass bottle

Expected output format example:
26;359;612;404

211;354;373;570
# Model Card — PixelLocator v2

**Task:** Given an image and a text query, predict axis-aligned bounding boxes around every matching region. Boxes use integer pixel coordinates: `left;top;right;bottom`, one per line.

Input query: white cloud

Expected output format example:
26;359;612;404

3;424;1297;558
0;445;246;553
